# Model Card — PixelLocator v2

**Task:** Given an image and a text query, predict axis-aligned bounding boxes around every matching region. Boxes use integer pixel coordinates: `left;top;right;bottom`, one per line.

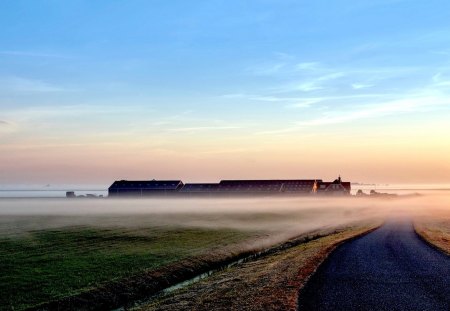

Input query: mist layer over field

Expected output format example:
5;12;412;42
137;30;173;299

1;195;449;310
1;195;448;238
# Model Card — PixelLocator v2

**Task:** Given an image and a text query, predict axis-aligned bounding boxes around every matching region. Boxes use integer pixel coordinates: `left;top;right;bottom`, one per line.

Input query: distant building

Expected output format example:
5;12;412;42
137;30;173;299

316;176;351;195
66;191;76;198
179;183;220;194
108;177;351;197
170;179;321;195
216;179;319;194
108;180;184;196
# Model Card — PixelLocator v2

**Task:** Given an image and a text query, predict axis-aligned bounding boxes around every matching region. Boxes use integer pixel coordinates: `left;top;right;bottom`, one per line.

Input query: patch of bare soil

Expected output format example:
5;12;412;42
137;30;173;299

137;223;379;311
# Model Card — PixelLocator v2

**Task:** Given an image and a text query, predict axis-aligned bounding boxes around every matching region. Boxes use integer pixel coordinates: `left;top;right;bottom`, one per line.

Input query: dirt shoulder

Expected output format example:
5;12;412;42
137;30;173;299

137;223;380;311
414;219;450;255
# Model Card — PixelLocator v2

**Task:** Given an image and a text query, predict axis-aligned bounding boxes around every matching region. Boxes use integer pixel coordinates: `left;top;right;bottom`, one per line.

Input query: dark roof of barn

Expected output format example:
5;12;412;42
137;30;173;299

316;181;351;192
341;182;351;192
219;179;319;185
180;183;220;192
216;180;320;192
109;180;183;190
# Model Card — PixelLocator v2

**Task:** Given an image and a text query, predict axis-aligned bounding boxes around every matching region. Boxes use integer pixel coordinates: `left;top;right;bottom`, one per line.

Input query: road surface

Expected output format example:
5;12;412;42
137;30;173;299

298;219;450;311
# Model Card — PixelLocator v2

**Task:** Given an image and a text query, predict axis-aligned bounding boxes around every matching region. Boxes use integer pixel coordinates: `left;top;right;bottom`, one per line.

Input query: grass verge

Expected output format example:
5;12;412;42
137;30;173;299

414;219;450;255
0;226;259;311
136;223;380;311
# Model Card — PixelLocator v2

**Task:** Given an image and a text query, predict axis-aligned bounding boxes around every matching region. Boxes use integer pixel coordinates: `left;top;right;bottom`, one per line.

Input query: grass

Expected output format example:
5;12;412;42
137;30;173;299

0;198;384;310
415;218;450;255
0;226;257;310
412;197;450;256
137;223;380;311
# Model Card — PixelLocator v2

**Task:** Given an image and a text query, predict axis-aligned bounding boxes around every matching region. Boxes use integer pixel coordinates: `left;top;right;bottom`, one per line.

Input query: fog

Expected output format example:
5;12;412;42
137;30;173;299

1;194;449;240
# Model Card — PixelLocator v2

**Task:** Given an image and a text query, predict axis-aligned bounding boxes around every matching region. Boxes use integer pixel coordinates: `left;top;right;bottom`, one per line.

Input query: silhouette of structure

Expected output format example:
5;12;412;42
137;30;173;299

66;191;76;198
316;176;351;195
108;180;184;196
108;177;351;197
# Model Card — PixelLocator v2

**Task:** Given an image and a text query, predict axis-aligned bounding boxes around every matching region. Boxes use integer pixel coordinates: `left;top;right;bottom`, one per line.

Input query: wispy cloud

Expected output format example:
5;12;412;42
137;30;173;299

0;119;17;135
245;62;286;76
221;93;323;108
432;73;450;87
166;126;242;133
287;98;325;108
247;58;326;77
295;62;321;71
430;50;450;56
0;77;69;93
295;82;324;92
0;50;70;59
243;52;422;98
221;92;394;110
245;52;306;76
351;83;374;89
255;90;450;135
273;52;295;61
297;94;449;127
286;94;382;108
198;147;261;155
247;59;325;77
273;72;346;93
2;104;153;131
221;93;246;99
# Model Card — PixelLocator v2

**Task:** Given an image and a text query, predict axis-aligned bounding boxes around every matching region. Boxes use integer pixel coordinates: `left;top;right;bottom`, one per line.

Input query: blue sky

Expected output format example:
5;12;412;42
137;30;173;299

1;0;450;185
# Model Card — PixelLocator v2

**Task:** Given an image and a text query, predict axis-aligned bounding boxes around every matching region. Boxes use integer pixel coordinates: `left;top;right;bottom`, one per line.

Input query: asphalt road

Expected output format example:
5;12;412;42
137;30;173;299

298;219;450;311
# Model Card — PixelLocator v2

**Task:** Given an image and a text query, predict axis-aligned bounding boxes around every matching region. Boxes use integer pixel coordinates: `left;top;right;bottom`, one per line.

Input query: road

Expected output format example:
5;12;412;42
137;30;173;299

298;219;450;311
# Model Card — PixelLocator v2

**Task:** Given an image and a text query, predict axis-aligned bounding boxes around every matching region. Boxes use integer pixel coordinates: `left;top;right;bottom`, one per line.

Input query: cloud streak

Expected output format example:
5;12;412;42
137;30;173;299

432;73;450;87
246;62;286;76
255;91;450;135
221;93;325;109
0;50;70;59
295;62;321;71
223;92;395;109
351;83;374;90
166;126;242;133
297;94;450;127
272;72;346;93
0;119;17;136
0;77;68;93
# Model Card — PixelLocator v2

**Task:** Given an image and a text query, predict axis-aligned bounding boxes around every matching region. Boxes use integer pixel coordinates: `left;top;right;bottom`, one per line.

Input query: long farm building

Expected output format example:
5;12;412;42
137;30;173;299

108;177;351;197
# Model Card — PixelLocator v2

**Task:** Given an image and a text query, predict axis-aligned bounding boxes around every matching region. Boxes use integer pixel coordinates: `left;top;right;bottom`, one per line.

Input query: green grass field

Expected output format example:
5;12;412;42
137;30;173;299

0;224;255;310
0;197;379;310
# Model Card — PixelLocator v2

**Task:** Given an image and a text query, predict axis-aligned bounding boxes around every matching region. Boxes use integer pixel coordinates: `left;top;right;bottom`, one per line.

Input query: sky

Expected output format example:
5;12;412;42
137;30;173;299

1;0;450;187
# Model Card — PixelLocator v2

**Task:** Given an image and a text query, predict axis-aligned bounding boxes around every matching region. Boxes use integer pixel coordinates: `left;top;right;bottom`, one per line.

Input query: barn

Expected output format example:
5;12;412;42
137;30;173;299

316;176;351;195
108;180;184;197
179;183;220;194
216;180;319;194
107;177;351;197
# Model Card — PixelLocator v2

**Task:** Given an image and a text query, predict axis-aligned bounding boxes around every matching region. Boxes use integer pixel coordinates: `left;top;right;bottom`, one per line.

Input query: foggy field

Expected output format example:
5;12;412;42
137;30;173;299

0;225;257;310
4;0;450;310
138;224;379;311
0;195;448;310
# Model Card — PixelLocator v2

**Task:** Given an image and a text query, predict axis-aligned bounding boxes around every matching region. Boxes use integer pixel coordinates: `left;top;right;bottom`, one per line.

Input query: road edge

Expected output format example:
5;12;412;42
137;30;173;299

413;223;450;256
